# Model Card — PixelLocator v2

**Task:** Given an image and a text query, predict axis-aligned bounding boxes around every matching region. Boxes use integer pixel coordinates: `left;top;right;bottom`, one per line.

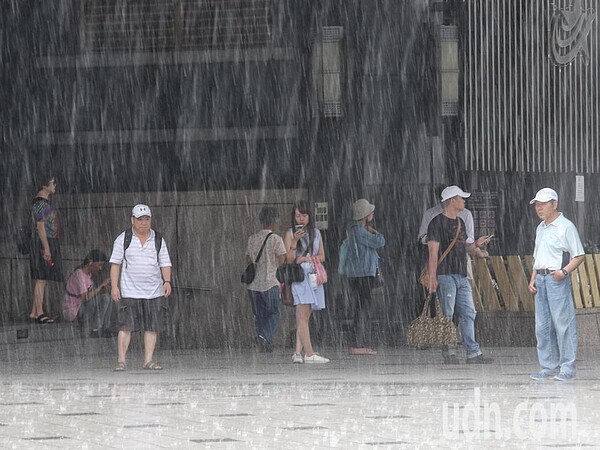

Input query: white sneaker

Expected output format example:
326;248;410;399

292;353;304;364
304;354;330;364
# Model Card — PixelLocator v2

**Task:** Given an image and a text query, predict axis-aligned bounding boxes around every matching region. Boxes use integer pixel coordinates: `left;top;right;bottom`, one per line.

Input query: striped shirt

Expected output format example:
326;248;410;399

109;229;172;299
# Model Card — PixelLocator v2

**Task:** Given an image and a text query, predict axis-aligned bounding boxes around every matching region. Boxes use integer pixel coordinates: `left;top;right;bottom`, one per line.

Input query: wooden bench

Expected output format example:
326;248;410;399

470;254;600;311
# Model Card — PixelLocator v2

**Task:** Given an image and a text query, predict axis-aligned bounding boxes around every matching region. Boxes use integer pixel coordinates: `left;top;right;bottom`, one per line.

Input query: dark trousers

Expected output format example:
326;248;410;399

247;286;281;344
347;276;375;347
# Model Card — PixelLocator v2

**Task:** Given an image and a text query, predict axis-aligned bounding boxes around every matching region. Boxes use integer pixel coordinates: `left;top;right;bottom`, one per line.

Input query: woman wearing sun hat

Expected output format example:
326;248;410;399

344;199;385;355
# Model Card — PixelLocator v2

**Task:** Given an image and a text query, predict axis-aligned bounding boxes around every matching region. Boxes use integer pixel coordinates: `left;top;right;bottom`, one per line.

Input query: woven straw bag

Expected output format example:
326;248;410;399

406;294;458;349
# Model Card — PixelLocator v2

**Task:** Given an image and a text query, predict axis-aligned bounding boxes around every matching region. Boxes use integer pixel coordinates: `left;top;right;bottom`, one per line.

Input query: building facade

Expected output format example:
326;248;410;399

1;0;598;347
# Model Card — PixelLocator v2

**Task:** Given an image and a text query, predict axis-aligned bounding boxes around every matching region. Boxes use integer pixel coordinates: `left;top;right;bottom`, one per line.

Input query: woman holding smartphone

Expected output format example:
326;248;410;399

283;200;329;364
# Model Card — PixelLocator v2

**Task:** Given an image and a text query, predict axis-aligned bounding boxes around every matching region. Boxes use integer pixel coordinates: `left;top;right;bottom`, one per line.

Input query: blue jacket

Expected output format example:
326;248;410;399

344;223;385;278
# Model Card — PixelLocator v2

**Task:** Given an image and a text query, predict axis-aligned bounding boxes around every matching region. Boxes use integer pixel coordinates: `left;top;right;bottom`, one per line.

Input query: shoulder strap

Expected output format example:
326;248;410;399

124;228;162;262
254;232;273;264
123;228;133;252
154;230;162;258
438;219;461;265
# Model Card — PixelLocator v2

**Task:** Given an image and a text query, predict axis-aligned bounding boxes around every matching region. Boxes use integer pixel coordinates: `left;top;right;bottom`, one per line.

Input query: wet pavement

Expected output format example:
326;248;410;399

1;337;600;449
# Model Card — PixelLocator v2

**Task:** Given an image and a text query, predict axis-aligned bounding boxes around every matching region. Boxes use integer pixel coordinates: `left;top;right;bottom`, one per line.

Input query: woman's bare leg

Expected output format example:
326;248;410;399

30;279;47;318
295;304;314;356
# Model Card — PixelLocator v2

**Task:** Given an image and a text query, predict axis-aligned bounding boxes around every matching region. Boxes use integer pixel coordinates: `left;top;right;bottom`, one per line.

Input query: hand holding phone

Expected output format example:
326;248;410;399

294;225;305;239
476;234;494;248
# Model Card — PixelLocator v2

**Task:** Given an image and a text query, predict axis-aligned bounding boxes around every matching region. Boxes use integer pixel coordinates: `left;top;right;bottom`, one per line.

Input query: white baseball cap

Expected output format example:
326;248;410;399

132;204;152;218
441;185;471;202
529;188;558;204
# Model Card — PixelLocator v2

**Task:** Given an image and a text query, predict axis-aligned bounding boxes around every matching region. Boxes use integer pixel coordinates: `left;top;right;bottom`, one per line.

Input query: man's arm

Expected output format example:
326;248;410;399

427;241;440;294
110;263;122;301
556;254;585;281
161;266;172;298
467;242;489;259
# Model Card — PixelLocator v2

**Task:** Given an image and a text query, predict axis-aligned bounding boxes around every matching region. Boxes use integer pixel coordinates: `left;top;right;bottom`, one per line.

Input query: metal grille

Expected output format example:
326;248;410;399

81;0;273;53
312;26;343;118
463;0;599;173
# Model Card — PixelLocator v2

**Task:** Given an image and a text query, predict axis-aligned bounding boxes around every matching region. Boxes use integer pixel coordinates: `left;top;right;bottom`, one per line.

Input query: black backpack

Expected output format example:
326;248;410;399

122;228;163;261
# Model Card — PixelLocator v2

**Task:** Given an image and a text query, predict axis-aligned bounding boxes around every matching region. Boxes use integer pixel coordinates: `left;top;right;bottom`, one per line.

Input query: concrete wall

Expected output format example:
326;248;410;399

1;188;307;349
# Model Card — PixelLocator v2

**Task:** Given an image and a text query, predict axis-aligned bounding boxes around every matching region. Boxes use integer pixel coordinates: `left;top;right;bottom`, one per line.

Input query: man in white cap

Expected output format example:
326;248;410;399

528;188;584;381
426;186;493;364
418;185;491;247
109;204;172;371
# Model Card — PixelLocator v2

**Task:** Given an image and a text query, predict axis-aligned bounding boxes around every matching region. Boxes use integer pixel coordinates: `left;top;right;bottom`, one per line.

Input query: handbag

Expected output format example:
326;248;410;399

312;256;328;285
406;293;458;349
419;219;461;288
280;283;293;306
276;235;310;284
241;232;273;284
276;263;305;284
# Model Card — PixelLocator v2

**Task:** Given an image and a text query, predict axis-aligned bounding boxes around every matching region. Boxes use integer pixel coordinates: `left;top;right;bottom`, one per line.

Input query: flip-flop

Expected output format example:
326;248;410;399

113;362;126;372
34;315;55;324
143;361;163;370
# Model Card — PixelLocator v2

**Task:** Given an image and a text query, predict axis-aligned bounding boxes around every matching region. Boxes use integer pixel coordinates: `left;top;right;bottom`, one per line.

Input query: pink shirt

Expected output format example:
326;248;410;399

63;268;93;321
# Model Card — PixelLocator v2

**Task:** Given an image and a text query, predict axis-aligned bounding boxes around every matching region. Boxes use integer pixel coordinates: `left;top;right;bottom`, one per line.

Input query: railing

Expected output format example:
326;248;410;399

471;254;600;311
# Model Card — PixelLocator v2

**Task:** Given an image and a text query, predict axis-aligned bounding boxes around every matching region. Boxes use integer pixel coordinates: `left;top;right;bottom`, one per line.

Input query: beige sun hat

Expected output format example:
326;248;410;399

352;199;375;221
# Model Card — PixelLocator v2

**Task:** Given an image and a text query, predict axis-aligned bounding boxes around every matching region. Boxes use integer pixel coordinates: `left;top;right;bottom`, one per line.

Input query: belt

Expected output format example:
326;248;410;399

536;269;558;275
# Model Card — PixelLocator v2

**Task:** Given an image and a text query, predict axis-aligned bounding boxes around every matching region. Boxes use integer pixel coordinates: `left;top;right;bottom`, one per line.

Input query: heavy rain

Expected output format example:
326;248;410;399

1;0;600;448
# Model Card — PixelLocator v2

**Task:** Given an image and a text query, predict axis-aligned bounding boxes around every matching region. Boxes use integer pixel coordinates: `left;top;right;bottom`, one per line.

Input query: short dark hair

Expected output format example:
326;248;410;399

258;207;279;227
83;249;107;265
35;173;56;191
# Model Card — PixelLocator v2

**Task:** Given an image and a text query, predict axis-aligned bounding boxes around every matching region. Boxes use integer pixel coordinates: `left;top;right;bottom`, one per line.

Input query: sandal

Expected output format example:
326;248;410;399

33;314;55;324
113;362;126;372
143;361;163;370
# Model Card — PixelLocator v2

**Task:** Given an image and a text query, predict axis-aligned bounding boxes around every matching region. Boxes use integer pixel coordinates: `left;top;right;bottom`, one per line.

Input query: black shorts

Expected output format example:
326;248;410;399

117;297;167;332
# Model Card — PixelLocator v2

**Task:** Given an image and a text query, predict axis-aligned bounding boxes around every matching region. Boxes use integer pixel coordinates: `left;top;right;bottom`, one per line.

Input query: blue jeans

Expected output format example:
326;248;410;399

247;286;280;344
534;274;577;376
437;275;481;358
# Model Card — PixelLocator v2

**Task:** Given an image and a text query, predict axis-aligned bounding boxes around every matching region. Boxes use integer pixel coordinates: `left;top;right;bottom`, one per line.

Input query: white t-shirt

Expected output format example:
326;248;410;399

533;213;584;270
110;229;172;299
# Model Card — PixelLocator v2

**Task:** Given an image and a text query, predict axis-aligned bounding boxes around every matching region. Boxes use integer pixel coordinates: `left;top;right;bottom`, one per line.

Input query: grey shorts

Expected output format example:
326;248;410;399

117;297;167;332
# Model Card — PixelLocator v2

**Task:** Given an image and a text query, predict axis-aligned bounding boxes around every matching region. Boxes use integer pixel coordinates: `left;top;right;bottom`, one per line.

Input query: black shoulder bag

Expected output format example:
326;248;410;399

276;234;312;285
241;233;273;284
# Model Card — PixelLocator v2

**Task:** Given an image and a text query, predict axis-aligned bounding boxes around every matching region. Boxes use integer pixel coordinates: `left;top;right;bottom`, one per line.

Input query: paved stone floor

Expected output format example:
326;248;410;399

1;338;600;449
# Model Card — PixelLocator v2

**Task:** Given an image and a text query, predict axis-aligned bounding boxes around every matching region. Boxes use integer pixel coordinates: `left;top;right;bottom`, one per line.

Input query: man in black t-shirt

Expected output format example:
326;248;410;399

426;186;493;365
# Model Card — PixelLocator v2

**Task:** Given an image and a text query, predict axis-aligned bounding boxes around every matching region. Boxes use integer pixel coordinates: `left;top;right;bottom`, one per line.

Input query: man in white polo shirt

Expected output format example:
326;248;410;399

528;188;584;381
110;204;172;371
